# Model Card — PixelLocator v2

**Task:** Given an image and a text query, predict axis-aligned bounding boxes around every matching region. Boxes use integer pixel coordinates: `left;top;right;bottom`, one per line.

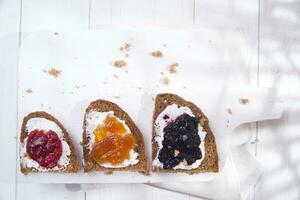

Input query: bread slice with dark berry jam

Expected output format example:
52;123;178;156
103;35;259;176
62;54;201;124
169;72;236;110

152;93;219;174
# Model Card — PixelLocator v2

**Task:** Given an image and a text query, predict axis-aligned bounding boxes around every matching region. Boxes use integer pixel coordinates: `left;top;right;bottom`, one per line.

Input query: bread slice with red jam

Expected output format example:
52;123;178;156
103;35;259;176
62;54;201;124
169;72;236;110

82;99;148;174
152;93;218;174
20;111;80;175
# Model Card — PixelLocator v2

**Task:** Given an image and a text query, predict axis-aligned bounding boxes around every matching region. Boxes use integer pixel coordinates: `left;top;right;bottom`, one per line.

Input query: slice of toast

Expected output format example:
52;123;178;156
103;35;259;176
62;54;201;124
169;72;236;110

152;93;219;174
20;111;80;175
82;99;148;174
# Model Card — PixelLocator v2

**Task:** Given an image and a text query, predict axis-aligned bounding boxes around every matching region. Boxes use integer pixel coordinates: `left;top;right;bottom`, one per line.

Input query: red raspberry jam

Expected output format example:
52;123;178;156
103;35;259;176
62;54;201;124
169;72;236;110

26;129;63;169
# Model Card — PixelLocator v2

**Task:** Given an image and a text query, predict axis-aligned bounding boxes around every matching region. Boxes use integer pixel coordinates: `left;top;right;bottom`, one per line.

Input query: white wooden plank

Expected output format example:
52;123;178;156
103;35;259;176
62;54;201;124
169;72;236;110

195;0;259;84
152;186;189;200
0;34;19;200
153;0;194;26
255;1;300;199
16;184;85;200
111;0;155;26
90;0;112;27
86;184;191;200
86;184;154;200
21;0;90;32
90;0;155;27
17;0;89;199
0;0;21;199
195;0;258;31
90;0;195;27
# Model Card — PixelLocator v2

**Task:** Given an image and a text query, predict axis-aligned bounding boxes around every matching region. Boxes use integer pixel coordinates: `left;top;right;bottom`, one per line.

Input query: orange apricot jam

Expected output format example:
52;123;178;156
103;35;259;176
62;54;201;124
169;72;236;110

91;115;136;166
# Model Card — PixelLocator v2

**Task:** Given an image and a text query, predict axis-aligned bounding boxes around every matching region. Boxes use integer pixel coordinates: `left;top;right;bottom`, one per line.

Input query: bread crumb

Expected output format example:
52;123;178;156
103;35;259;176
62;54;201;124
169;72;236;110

152;97;155;101
163;76;170;85
113;60;127;68
227;108;233;115
251;138;259;144
114;96;120;99
113;74;119;79
124;53;129;57
54;32;59;35
151;50;163;58
25;88;33;93
169;63;178;74
240;98;250;105
48;68;61;78
124;43;131;49
160;71;164;75
104;171;113;175
120;43;131;51
40;103;43;107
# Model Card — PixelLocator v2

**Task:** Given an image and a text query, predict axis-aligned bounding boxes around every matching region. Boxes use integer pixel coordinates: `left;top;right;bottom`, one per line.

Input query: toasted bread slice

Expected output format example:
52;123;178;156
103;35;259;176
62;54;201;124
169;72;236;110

82;99;148;174
20;111;80;175
152;93;219;174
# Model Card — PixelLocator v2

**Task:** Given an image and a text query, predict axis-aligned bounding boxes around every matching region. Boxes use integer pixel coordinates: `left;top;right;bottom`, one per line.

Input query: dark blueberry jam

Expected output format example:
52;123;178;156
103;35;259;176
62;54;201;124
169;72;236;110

158;113;202;169
163;114;170;120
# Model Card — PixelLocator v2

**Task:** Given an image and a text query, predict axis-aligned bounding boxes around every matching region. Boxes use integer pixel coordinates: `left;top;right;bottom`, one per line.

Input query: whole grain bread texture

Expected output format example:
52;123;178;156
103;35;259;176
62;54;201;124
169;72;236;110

82;99;148;174
152;93;219;174
20;111;80;175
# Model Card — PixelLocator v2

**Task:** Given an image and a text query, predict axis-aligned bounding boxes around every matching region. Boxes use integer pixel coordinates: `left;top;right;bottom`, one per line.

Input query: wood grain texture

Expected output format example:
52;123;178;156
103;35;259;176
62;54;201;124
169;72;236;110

0;0;21;199
255;0;300;199
21;0;89;31
5;0;300;199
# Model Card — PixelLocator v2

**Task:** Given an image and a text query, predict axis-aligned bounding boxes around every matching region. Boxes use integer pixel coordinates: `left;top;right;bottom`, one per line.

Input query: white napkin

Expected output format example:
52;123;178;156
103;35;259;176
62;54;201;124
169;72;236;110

146;86;282;199
147;143;263;200
75;86;283;200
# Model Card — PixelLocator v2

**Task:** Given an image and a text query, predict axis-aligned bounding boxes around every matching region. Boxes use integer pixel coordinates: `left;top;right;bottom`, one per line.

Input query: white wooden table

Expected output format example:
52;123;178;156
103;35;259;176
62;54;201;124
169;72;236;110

0;0;299;199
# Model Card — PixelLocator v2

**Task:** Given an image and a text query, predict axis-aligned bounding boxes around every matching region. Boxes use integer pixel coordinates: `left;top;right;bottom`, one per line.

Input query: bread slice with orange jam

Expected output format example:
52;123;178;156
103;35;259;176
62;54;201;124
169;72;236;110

82;99;148;174
20;111;80;175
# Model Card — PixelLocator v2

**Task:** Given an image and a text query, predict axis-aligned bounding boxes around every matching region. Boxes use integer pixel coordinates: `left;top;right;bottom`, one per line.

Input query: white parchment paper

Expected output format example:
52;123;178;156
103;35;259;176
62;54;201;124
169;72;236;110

18;29;282;184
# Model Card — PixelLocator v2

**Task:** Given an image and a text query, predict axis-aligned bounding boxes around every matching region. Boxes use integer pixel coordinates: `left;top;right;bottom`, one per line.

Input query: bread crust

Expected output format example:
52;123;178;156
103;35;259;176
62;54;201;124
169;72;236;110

152;93;219;174
20;111;80;175
82;99;148;174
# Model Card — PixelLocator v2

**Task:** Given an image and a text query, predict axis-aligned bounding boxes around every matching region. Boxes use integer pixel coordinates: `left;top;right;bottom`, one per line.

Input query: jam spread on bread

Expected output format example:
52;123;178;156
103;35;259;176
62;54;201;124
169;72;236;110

158;114;202;169
91;115;136;165
26;129;62;168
